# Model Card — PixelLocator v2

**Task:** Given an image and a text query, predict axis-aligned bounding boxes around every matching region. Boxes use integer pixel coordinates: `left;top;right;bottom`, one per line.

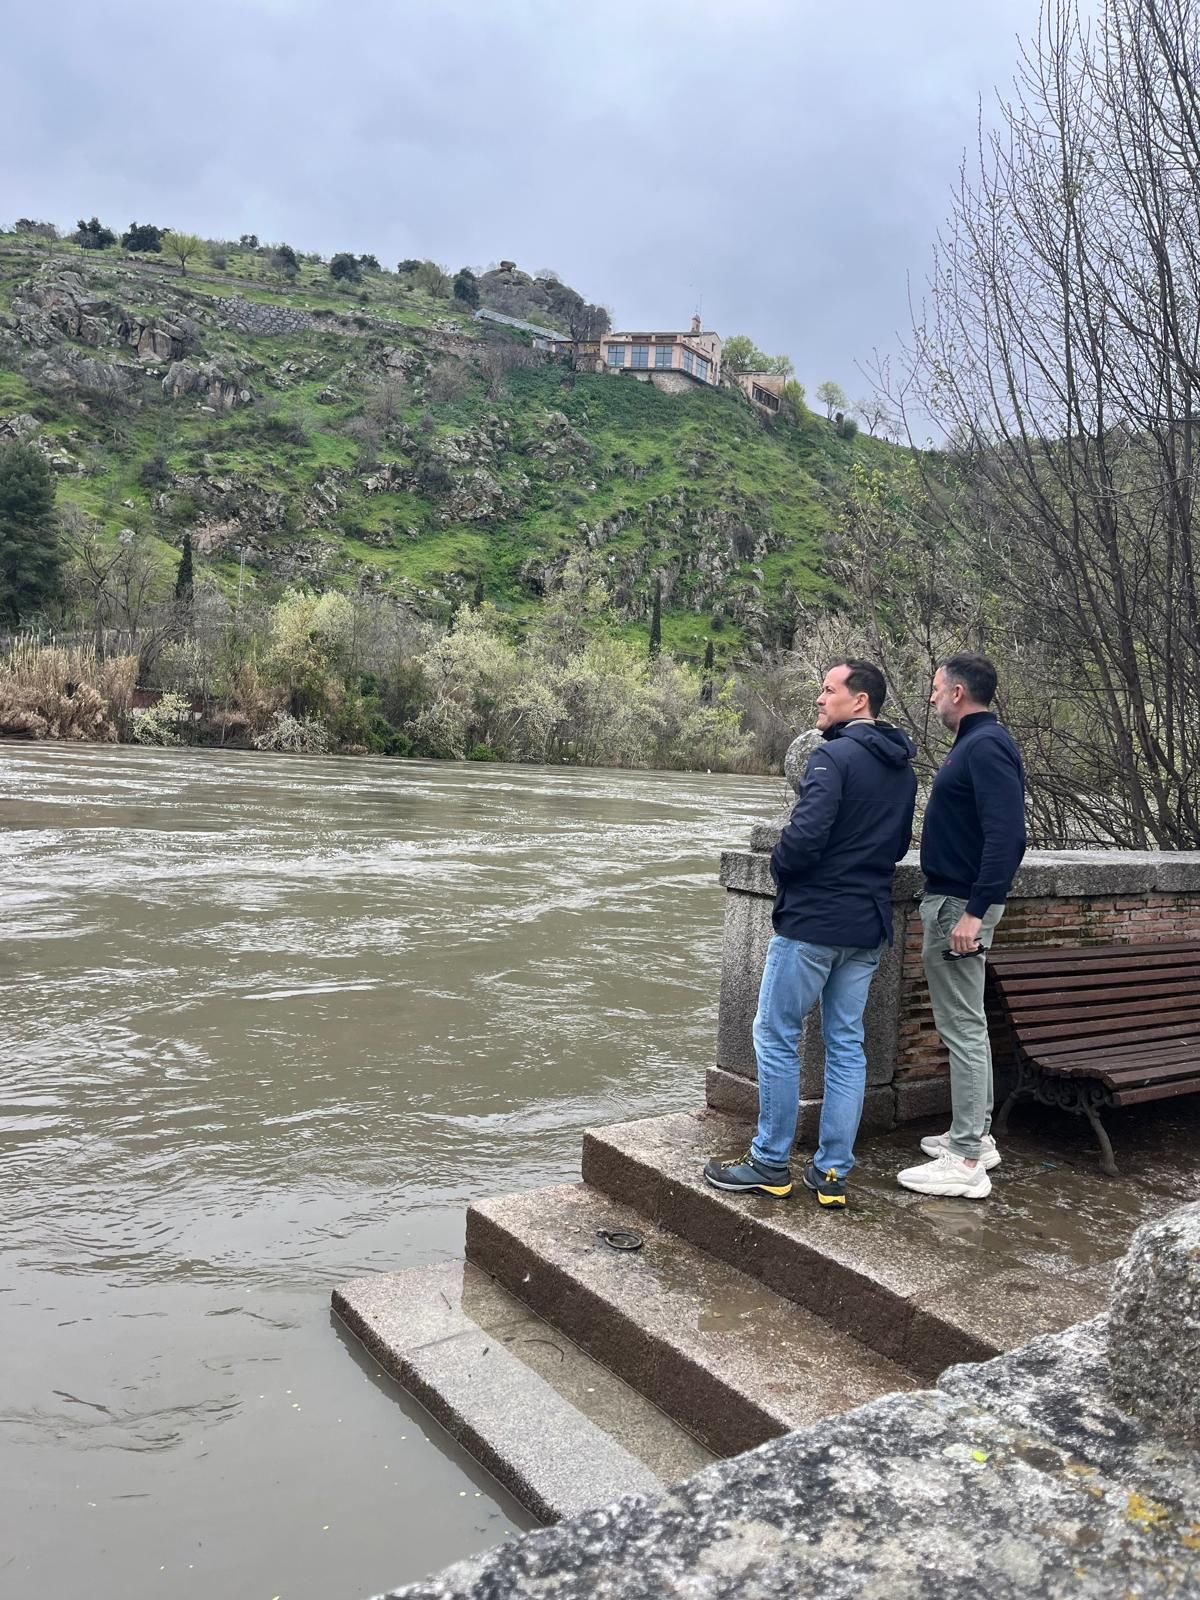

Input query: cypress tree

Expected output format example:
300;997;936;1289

648;577;662;659
0;440;60;627
701;638;714;704
174;531;194;604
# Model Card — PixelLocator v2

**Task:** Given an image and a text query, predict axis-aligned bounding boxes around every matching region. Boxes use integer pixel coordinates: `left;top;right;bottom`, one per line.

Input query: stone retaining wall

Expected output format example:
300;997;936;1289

711;844;1200;1131
211;296;317;335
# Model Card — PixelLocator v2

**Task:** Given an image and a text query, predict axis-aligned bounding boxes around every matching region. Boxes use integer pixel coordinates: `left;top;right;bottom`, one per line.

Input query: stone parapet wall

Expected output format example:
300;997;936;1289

715;845;1200;1128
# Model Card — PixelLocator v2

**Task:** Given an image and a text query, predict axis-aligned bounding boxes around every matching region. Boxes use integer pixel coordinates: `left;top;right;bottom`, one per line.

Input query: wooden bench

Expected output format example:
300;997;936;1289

987;939;1200;1176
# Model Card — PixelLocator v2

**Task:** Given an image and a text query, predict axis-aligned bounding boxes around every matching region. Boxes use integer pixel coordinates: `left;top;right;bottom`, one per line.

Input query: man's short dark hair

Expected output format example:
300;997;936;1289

832;658;887;717
942;652;998;706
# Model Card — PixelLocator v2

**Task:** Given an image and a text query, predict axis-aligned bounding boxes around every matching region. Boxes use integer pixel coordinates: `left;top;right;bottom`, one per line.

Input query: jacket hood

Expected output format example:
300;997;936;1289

824;719;917;769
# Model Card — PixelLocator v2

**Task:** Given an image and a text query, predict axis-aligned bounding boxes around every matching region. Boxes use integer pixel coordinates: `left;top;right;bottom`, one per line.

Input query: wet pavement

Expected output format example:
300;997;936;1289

582;1099;1200;1376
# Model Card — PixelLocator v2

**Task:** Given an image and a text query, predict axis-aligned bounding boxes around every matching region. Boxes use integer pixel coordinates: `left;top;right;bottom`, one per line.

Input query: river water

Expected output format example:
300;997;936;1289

0;744;779;1600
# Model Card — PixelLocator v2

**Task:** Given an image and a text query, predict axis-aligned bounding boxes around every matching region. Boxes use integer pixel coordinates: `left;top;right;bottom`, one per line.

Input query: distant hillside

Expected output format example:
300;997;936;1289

0;232;901;664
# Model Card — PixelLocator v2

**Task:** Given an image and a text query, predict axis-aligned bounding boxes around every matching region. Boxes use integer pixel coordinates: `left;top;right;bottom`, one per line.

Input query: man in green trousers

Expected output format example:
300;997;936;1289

897;653;1026;1199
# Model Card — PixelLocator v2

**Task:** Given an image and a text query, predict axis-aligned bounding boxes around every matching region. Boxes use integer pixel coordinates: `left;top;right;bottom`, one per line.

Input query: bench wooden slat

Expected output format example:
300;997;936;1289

1013;1021;1200;1057
1047;1041;1200;1072
1111;1079;1200;1105
1102;1062;1200;1085
999;971;1200;1005
987;944;1200;977
1011;1013;1200;1046
1011;992;1200;1030
988;938;1200;965
990;963;1200;995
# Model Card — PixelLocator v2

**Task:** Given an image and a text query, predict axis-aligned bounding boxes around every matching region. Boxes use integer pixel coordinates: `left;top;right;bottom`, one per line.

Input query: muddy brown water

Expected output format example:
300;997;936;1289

0;744;780;1600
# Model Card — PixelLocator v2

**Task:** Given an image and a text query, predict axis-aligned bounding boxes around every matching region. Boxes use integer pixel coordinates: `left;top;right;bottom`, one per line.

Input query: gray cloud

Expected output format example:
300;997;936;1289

2;0;1031;398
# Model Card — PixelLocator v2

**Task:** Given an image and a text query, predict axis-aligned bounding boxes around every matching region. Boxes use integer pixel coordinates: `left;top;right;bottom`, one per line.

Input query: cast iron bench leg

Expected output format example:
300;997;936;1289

994;1087;1022;1135
1080;1094;1119;1178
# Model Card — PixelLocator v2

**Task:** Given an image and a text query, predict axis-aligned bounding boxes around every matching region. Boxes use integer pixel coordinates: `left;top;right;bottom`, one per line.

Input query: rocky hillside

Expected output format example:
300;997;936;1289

0;236;898;662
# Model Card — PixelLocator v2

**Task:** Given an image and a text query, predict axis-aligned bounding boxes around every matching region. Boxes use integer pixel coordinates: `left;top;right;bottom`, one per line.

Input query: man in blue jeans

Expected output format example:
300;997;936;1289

704;660;917;1207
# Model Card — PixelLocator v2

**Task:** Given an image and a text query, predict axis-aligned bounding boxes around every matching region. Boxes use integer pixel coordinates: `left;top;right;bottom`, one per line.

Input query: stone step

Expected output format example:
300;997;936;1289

333;1260;712;1523
465;1180;915;1458
580;1109;1138;1380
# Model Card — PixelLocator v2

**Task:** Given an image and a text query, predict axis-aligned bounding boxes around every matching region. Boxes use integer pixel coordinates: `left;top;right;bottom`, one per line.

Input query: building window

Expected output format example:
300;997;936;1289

753;385;780;410
682;349;694;374
606;344;625;367
655;344;673;368
631;343;650;368
696;356;710;383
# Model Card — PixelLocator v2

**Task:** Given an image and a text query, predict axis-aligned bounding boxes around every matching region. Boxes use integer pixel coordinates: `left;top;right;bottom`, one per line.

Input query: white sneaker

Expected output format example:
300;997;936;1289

920;1131;1002;1171
897;1149;992;1198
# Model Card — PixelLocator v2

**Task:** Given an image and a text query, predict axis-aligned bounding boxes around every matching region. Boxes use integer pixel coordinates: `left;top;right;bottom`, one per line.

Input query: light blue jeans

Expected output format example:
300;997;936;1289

750;934;884;1177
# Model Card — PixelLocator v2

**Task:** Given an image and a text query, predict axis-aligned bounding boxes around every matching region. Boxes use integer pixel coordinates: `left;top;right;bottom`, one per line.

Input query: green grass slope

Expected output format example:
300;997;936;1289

0;235;901;662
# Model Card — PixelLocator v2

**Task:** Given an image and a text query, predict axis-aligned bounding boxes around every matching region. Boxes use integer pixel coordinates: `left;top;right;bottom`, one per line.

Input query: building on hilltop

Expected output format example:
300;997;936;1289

594;314;723;392
738;373;786;414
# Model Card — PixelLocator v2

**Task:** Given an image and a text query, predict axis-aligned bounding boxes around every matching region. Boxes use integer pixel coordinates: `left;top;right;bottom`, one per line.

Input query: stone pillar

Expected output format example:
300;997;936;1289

1107;1202;1200;1440
709;841;918;1138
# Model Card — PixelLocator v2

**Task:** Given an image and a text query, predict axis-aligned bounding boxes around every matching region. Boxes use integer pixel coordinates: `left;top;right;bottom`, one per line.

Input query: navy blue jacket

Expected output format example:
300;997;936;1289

920;711;1027;917
770;720;918;948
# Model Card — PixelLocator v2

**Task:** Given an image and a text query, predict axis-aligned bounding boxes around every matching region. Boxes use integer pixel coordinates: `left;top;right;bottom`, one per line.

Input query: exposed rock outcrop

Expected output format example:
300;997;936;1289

162;361;252;409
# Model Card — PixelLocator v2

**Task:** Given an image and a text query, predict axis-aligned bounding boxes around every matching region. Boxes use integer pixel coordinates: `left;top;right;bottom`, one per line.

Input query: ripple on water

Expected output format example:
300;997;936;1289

0;744;780;1597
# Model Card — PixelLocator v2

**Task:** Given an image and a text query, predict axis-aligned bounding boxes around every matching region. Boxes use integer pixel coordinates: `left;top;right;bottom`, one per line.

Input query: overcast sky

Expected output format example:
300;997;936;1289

3;0;1033;401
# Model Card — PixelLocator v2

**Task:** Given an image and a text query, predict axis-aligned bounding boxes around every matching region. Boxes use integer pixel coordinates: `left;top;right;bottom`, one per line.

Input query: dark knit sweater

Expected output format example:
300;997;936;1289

920;711;1027;917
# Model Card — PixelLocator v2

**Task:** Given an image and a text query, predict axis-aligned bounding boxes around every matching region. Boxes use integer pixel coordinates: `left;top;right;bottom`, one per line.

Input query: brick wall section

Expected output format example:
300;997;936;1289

896;893;1200;1084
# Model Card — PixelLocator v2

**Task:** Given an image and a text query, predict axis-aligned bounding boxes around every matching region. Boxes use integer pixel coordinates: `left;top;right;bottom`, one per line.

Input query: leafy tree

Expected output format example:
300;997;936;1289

173;532;194;604
358;253;381;273
701;638;715;704
239;233;260;249
722;336;793;379
397;258;422;274
721;335;765;376
453;268;480;307
270;243;299;279
648;577;662;659
14;218;58;240
816;380;848;418
139;451;171;489
413;260;451;297
0;441;61;626
330;252;363;284
164;231;205;275
267;588;356;719
121;222;164;252
73;217;116;250
782;379;808;419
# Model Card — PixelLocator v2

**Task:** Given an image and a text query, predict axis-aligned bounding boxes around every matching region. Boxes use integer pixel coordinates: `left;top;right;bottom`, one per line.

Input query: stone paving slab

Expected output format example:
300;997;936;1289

581;1110;1168;1376
333;1262;710;1522
465;1181;915;1458
378;1384;1200;1600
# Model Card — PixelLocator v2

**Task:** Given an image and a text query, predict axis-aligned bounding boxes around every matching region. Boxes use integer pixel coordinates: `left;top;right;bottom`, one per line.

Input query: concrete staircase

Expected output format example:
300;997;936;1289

333;1099;1189;1522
